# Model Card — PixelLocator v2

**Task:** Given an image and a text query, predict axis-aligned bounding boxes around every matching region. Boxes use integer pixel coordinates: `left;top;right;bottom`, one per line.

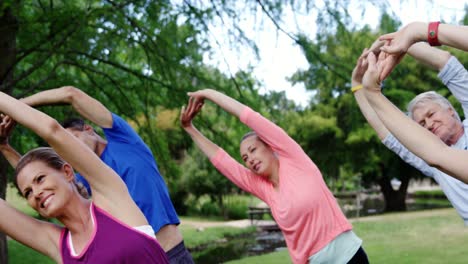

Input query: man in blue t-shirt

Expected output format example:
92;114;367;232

0;86;193;263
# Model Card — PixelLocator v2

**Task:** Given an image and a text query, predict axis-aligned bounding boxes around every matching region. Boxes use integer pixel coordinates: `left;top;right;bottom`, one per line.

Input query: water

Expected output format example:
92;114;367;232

192;230;286;263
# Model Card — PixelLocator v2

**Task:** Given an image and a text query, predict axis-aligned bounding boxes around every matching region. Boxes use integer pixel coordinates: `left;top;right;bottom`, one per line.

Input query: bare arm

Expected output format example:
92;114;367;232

21;86;113;128
180;97;219;159
407;42;451;70
352;52;390;140
0;92;148;228
0;200;62;261
0;115;21;168
188;89;245;118
380;22;468;54
362;52;468;183
180;96;268;197
356;42;449;141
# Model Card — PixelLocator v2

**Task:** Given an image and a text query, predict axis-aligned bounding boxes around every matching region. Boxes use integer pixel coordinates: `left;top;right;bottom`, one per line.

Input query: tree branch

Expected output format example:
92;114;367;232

66;49;176;89
65;60;137;115
2;16;81;88
16;61;64;98
183;0;243;97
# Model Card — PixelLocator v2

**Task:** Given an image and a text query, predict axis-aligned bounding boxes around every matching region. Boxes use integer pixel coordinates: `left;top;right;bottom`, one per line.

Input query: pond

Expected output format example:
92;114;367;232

191;229;286;263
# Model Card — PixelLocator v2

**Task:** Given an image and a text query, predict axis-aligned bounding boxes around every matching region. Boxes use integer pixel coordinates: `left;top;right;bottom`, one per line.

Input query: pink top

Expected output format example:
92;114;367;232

59;203;169;263
210;107;352;264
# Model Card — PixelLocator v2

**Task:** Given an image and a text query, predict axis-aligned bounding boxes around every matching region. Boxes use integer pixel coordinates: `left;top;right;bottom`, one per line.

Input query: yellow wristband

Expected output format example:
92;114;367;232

351;84;363;93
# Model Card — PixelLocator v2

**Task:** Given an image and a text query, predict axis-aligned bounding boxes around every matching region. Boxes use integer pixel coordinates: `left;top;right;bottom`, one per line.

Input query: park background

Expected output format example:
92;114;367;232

1;0;468;263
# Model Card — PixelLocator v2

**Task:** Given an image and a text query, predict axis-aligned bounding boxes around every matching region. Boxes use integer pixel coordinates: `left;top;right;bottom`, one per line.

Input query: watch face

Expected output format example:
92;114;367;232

429;31;436;38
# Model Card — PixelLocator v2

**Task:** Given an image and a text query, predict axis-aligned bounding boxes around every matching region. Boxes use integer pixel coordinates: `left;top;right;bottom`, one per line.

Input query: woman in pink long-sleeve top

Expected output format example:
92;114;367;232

180;89;368;264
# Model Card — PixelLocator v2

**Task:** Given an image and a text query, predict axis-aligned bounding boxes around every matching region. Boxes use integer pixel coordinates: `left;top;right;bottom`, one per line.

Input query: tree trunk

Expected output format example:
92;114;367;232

0;159;7;264
378;163;411;212
0;1;18;263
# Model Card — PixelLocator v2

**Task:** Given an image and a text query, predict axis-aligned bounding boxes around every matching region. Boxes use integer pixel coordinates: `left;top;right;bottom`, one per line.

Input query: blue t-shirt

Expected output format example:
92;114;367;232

76;113;180;232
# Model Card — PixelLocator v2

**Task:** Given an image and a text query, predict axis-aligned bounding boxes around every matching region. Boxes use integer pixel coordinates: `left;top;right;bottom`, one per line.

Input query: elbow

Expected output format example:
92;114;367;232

62;86;83;104
438;51;452;70
42;119;65;142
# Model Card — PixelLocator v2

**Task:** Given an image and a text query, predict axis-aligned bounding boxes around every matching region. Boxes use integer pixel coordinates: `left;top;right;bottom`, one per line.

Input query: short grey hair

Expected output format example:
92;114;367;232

407;91;460;122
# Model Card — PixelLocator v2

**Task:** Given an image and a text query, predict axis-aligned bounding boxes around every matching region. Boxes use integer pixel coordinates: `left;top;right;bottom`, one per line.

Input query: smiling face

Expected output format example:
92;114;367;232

412;101;460;144
16;160;75;218
14;148;77;219
239;135;278;177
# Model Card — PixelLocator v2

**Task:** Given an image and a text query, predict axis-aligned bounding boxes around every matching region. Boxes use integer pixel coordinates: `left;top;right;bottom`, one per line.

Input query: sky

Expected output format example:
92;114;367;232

203;0;468;107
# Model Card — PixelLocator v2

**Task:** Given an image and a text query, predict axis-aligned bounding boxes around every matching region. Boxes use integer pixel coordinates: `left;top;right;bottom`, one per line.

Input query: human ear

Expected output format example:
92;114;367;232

62;163;75;182
83;124;95;133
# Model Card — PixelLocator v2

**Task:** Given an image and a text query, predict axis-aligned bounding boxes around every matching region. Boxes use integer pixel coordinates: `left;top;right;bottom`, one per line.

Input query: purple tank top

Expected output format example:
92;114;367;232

60;204;169;263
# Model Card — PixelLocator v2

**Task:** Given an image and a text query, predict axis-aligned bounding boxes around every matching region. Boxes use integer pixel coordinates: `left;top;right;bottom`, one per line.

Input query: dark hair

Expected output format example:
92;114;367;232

61;117;86;131
15;147;89;199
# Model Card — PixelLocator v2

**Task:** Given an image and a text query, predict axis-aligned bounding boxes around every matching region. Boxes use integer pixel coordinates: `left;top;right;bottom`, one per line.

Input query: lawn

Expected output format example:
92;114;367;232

226;208;468;264
8;240;54;264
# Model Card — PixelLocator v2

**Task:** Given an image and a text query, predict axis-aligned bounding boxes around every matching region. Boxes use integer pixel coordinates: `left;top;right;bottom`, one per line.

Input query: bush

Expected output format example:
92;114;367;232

224;195;251;219
185;194;260;220
200;200;221;216
413;190;446;199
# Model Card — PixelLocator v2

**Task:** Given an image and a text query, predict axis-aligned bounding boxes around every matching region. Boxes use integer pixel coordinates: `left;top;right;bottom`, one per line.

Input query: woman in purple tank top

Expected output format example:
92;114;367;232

0;92;169;263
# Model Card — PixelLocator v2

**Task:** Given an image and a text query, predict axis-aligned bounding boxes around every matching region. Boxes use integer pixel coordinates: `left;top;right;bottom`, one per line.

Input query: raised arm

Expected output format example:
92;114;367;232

362;52;468;183
352;51;390;140
380;22;468;54
0;200;62;261
406;42;451;70
0;92;146;225
187;89;245;118
0;114;21;167
180;97;219;159
21;86;113;128
180;96;268;197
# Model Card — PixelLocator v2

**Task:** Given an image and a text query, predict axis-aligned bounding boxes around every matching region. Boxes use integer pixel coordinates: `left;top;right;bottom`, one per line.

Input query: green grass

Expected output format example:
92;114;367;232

8;240;54;264
226;208;468;264
6;185;55;264
6;184;39;218
180;224;257;248
226;250;291;264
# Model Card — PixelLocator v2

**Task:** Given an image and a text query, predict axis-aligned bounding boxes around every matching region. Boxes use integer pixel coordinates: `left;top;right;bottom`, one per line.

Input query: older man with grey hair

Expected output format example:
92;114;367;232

352;41;468;225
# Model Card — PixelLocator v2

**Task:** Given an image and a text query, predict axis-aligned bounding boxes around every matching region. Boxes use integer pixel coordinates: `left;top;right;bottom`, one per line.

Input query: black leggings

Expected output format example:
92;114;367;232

347;247;369;264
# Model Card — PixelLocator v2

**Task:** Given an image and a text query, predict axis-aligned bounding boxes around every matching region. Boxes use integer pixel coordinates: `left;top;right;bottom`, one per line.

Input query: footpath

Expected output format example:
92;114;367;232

180;208;456;229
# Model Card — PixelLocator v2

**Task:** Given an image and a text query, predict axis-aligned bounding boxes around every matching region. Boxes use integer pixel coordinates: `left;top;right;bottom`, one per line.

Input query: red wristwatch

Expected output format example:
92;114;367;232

428;21;441;46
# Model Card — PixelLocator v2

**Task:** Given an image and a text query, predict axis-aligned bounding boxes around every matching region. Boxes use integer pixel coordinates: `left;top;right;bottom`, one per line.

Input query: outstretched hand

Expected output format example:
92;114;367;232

0;114;16;145
362;52;385;93
180;96;204;129
360;39;405;81
379;22;423;56
352;49;369;87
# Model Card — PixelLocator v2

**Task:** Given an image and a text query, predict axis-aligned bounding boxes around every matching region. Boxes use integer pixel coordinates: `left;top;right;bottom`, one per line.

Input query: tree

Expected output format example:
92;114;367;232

0;1;18;261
